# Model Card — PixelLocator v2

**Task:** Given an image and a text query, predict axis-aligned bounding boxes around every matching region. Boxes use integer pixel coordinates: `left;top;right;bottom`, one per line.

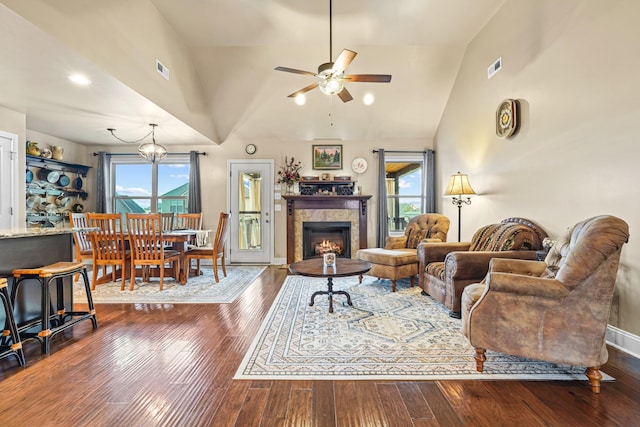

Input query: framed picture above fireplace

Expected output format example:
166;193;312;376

312;144;343;170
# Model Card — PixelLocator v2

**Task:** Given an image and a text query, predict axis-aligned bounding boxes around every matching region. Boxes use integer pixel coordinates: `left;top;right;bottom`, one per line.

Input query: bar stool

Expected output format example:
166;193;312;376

11;261;98;355
0;277;25;366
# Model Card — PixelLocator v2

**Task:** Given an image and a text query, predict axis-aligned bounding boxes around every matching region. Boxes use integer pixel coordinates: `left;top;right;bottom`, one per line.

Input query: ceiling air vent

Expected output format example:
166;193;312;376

487;57;502;79
156;60;170;80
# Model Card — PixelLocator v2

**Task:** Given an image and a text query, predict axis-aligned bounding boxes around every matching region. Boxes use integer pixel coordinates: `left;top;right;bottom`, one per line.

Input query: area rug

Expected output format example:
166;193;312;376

235;275;611;381
75;266;266;304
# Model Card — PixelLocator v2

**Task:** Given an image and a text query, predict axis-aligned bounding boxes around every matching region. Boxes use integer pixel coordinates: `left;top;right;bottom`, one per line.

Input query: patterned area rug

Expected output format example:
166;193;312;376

75;266;266;304
235;275;611;381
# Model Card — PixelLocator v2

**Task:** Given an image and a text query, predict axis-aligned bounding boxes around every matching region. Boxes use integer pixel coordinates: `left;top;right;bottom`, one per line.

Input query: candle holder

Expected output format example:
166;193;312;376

323;252;336;267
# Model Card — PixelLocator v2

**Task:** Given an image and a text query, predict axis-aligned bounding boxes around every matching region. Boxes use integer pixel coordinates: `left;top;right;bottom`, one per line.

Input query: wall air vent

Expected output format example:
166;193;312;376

156;60;170;80
487;57;502;79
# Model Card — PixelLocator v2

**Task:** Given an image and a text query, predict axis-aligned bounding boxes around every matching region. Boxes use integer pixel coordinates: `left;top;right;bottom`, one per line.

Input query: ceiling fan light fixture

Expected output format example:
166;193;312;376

319;76;344;95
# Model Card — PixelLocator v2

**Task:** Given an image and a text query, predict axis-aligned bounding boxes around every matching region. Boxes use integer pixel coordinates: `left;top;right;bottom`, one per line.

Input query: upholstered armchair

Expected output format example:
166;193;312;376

357;213;450;292
417;217;547;317
462;215;629;393
384;213;450;250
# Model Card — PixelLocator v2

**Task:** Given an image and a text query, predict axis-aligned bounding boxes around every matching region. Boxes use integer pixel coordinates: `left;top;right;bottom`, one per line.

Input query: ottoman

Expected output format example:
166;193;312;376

356;248;418;292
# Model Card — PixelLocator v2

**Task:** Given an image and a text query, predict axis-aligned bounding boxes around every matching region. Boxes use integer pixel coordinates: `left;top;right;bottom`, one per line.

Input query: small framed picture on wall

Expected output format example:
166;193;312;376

312;144;343;170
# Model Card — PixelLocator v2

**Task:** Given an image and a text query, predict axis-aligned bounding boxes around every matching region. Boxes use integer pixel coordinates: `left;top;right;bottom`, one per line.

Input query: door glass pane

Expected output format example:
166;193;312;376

238;172;262;250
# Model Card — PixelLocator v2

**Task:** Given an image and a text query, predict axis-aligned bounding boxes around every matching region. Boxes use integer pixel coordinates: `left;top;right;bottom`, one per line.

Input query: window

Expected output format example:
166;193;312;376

112;156;190;214
385;155;426;233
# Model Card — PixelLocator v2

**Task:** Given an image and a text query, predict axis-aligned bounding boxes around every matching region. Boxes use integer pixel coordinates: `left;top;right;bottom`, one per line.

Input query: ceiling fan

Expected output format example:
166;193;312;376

274;0;392;103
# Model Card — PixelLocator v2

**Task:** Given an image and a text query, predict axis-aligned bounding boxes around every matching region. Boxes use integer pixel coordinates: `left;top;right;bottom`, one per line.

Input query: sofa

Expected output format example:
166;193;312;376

357;213;450;291
417;217;547;317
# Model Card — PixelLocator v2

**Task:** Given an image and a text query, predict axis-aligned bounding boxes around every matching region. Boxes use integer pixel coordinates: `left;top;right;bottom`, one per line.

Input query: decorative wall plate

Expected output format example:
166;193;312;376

351;157;368;174
496;98;518;138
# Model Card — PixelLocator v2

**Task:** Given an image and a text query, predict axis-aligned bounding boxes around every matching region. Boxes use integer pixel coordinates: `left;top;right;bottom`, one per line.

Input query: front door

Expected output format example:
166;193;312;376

0;131;18;229
228;160;273;263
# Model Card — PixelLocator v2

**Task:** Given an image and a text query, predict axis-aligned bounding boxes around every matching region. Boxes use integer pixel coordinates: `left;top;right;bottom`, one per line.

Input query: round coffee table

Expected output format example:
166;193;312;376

289;258;372;313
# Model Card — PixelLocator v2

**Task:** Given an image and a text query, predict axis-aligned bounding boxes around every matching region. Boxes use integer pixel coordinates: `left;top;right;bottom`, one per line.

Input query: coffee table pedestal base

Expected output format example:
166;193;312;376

309;277;353;313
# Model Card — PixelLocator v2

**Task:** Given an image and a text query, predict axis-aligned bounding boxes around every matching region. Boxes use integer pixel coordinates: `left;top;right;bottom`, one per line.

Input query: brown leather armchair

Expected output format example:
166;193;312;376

462;215;629;393
417;217;547;317
357;213;450;291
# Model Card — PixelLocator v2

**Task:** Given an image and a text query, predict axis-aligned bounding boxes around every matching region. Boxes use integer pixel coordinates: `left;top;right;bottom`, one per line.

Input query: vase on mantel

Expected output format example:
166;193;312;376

286;182;294;194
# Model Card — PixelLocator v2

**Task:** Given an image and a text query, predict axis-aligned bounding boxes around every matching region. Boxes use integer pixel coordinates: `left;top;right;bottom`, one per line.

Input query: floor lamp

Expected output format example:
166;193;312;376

445;172;476;242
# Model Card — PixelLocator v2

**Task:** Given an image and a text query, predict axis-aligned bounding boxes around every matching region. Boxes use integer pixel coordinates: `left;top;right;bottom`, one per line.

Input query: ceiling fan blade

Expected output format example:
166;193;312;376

337;87;353;103
287;82;319;98
332;49;357;73
343;74;392;83
275;66;317;76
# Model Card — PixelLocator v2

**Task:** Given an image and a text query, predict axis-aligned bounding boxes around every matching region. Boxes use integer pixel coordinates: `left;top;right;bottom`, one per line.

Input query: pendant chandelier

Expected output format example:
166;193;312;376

107;123;167;163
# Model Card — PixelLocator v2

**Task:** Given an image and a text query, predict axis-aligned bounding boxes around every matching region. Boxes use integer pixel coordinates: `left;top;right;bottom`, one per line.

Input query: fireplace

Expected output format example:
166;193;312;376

282;195;371;263
302;221;351;260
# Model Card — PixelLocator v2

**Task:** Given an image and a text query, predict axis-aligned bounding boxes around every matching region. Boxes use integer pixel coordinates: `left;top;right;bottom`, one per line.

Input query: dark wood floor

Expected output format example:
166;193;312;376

0;266;639;426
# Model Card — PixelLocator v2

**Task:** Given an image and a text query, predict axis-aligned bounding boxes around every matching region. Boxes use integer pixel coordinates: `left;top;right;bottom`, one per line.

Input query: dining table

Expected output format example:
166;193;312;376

93;229;197;286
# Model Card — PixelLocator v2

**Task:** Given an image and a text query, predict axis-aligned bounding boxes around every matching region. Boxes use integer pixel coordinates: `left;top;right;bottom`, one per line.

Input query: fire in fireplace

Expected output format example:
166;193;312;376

302;221;351;260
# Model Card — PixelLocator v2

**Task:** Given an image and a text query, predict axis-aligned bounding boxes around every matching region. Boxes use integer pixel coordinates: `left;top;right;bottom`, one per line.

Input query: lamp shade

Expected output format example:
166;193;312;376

445;172;476;196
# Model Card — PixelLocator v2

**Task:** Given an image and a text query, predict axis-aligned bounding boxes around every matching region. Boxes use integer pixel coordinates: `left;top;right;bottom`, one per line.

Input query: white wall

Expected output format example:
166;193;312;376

435;0;640;335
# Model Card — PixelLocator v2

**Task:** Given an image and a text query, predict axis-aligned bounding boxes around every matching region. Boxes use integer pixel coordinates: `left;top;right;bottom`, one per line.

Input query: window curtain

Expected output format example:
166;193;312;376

95;151;112;213
188;151;202;213
376;149;388;247
424;149;436;213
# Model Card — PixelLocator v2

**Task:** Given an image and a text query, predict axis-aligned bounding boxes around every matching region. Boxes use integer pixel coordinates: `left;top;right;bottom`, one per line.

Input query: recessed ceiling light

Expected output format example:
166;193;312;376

68;74;91;86
295;94;306;106
363;93;375;106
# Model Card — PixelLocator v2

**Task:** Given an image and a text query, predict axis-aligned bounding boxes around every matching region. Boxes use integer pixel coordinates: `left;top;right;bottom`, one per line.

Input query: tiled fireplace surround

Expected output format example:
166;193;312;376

282;195;372;263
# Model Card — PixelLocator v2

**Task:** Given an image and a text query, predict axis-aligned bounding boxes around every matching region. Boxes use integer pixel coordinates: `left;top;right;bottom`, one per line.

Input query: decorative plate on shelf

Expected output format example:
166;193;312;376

351;157;368;174
496;99;518;138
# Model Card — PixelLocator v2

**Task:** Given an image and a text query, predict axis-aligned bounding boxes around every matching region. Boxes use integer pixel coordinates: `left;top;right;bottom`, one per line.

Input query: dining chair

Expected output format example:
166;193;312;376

176;213;202;230
159;212;175;249
185;212;230;282
69;212;93;281
160;212;175;232
126;213;181;291
86;213;129;291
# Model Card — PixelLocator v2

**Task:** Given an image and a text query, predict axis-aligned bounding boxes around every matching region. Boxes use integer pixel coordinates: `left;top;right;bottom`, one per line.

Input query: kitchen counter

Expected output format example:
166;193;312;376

0;228;84;325
0;226;92;239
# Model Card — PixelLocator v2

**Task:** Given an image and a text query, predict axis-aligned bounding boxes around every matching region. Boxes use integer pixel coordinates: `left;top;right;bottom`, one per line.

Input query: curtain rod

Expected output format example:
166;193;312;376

372;149;429;154
92;151;206;156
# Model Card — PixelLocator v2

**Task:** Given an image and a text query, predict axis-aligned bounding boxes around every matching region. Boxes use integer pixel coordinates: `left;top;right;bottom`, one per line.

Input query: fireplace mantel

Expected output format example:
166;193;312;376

282;195;371;263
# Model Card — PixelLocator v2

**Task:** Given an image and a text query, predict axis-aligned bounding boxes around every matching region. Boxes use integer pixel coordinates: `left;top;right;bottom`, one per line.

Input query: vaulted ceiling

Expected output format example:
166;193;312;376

0;0;505;146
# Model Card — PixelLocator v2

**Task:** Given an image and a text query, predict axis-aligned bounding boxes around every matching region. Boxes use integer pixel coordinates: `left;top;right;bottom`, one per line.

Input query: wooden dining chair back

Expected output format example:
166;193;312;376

126;213;181;291
160;212;175;231
176;213;202;230
69;212;93;281
185;212;230;282
86;213;128;291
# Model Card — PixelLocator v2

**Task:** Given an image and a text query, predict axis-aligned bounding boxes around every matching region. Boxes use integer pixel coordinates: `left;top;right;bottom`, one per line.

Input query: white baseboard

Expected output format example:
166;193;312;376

272;257;286;265
606;325;640;359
